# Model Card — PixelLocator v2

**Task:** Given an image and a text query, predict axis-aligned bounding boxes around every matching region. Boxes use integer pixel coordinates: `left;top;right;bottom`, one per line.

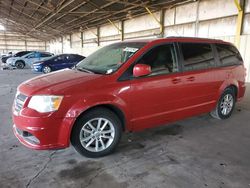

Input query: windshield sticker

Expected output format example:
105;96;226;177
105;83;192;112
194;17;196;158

106;69;113;74
123;47;139;53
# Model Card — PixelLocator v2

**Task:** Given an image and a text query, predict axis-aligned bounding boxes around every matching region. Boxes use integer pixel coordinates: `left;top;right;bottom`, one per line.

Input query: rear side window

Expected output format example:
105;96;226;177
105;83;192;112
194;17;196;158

216;44;242;66
41;53;52;57
181;43;215;71
73;55;84;61
69;55;80;60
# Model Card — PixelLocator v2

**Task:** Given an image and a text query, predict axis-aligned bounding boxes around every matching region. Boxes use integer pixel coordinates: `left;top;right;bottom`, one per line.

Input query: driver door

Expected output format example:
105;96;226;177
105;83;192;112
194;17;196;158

53;55;66;70
25;52;40;67
129;43;184;130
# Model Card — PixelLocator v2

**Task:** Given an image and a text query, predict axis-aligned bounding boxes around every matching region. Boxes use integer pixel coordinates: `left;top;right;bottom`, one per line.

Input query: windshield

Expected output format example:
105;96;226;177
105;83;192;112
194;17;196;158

75;42;146;74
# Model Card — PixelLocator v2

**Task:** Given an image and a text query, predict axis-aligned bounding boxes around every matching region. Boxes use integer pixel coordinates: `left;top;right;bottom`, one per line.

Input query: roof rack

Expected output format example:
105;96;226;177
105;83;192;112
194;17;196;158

165;36;224;41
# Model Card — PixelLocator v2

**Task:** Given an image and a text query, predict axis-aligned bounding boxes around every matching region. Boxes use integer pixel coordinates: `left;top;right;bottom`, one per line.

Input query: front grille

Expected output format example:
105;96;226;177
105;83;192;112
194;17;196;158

14;92;27;113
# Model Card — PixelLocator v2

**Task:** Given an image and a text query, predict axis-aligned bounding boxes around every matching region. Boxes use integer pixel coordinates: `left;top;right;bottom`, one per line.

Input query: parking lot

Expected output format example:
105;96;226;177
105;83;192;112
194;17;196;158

0;68;249;188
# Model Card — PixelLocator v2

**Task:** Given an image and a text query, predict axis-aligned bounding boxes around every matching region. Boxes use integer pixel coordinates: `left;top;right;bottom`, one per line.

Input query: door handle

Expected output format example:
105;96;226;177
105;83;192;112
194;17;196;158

172;77;181;84
186;76;195;81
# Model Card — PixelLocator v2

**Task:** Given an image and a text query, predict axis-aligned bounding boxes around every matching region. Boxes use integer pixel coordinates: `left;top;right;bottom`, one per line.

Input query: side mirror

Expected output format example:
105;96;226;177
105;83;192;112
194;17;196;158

133;64;151;77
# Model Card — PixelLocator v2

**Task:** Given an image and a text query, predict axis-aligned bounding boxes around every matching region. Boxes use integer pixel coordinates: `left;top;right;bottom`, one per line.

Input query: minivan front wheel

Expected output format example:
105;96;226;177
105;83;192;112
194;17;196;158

71;108;122;158
210;88;236;119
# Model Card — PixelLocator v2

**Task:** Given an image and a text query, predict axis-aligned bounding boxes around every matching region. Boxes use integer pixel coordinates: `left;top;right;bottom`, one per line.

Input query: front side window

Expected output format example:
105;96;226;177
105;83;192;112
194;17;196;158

26;53;35;58
137;44;178;76
76;42;146;74
216;44;242;66
55;55;66;61
181;43;215;71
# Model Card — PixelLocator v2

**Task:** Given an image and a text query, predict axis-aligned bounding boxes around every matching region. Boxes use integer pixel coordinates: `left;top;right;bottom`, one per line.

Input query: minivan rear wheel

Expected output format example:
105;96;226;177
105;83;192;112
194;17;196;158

71;108;122;158
210;88;236;119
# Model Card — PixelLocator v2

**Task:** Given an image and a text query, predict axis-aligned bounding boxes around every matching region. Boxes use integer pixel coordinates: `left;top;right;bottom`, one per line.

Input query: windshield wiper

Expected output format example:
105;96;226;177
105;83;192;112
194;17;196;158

106;63;119;68
74;65;106;75
75;66;94;74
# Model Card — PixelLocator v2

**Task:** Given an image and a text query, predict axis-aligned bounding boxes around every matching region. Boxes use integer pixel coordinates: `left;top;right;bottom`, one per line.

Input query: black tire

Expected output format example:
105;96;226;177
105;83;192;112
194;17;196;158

42;66;52;74
15;61;25;69
210;88;236;119
71;107;122;158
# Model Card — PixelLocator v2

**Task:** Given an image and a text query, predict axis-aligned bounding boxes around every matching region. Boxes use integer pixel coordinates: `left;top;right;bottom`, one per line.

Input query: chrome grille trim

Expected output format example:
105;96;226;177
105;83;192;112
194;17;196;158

14;92;27;113
13;125;40;145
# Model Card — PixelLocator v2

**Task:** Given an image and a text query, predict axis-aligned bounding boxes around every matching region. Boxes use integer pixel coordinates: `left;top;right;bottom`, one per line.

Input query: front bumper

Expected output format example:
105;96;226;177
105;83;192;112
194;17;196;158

13;112;75;150
32;65;42;72
6;60;15;66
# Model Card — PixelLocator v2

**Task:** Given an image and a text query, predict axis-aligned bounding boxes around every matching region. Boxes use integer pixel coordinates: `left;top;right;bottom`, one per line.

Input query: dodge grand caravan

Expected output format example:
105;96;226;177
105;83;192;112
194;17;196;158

12;37;246;158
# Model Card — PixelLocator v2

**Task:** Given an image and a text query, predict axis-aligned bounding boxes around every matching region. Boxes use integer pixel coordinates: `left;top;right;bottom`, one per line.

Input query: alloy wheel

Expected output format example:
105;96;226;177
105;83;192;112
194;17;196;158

220;94;234;115
79;118;115;152
16;62;24;69
43;66;51;73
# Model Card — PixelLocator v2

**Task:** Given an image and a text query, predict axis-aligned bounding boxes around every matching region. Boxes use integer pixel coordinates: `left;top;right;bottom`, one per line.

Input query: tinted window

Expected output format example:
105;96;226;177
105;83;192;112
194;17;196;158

74;55;84;61
27;53;35;58
26;52;41;58
181;43;215;71
14;51;32;57
137;44;178;76
41;53;52;57
68;55;77;60
216;44;242;66
54;55;67;61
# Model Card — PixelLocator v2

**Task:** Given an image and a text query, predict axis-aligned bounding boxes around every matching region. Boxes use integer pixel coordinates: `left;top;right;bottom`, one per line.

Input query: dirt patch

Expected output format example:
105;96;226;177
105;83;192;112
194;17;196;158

118;142;145;152
58;160;127;188
154;124;183;136
58;161;102;180
9;144;18;150
66;159;77;165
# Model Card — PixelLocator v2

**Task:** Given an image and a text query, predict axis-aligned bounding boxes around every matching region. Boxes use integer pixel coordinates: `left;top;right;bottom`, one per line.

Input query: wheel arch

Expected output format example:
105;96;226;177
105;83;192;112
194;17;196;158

77;104;126;130
68;103;127;143
217;80;239;100
15;60;25;66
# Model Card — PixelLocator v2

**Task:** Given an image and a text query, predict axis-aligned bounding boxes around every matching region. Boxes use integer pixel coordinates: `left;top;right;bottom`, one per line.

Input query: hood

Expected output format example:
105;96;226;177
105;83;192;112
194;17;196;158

7;57;17;62
41;56;54;62
33;56;54;65
33;60;44;65
18;69;103;96
7;57;23;63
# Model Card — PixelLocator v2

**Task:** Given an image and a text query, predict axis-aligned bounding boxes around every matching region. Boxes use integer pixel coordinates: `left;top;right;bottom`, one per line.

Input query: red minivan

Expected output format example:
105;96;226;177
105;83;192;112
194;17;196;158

12;37;246;157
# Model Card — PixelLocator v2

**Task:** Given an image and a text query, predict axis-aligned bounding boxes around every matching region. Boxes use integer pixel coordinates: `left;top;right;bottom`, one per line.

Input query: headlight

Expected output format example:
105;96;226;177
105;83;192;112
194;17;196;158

33;63;42;66
28;95;63;113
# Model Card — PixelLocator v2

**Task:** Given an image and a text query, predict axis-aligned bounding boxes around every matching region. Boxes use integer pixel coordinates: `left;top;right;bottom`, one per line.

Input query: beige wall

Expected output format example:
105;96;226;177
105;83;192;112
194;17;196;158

47;0;250;81
0;31;45;54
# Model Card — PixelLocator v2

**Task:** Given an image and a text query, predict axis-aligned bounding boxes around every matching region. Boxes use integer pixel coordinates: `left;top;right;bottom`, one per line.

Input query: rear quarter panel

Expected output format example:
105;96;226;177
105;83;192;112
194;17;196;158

214;65;246;102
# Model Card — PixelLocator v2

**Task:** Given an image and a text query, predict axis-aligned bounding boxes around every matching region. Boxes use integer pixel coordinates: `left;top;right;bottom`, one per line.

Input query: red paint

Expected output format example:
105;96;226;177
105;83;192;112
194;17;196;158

133;64;151;77
12;37;246;150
